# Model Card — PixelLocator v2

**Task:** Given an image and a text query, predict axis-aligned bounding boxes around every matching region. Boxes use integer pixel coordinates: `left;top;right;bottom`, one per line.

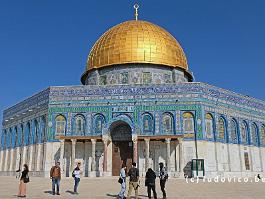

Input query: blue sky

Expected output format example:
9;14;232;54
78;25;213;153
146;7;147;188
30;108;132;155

0;0;265;124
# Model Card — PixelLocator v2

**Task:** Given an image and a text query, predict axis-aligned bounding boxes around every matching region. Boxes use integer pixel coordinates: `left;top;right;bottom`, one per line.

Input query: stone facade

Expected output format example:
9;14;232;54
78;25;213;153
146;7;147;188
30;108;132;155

1;82;265;178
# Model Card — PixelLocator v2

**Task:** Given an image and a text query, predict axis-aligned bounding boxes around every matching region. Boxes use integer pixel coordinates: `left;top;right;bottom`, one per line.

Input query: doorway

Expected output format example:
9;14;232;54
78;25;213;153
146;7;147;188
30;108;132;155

110;121;133;176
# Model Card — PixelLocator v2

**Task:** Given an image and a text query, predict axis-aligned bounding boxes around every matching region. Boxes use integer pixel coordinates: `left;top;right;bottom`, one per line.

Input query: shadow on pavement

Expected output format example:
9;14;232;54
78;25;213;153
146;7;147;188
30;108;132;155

44;191;53;195
66;190;76;195
106;193;118;197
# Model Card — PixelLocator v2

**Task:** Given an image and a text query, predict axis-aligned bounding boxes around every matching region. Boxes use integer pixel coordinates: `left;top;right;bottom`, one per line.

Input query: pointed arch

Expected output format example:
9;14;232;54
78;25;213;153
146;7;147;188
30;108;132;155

142;112;154;135
162;112;174;134
55;115;66;135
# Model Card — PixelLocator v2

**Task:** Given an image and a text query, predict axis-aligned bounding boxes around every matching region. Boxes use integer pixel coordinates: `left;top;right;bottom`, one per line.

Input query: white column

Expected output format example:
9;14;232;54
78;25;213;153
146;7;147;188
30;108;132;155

15;147;21;171
144;138;150;171
102;137;108;175
165;138;171;173
9;148;14;171
4;149;9;171
178;138;184;177
22;146;27;165
59;140;65;175
28;145;34;171
84;141;89;177
71;139;76;171
0;150;4;171
36;144;43;171
91;139;96;171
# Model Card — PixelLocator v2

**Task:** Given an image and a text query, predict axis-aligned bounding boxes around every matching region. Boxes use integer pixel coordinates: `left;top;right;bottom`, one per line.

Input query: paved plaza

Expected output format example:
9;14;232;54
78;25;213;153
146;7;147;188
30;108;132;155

0;176;263;199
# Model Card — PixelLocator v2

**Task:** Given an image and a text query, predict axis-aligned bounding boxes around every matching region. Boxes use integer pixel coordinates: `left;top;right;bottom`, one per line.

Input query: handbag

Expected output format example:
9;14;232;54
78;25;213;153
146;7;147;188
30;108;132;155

72;171;75;178
118;177;123;184
23;173;30;183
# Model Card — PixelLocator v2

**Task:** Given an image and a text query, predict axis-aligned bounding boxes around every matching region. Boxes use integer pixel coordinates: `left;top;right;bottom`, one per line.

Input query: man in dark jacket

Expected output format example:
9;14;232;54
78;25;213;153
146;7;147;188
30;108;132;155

145;168;157;199
127;162;139;199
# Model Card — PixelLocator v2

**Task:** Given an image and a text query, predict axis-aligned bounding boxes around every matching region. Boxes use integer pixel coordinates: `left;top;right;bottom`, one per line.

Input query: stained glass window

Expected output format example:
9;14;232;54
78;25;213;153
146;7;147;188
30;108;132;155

20;124;24;145
218;117;225;140
230;119;238;143
162;113;173;133
240;121;248;143
34;120;39;144
143;114;154;133
183;112;195;133
14;127;18;147
26;123;31;145
75;115;85;135
94;114;105;135
55;115;66;135
251;123;258;145
260;125;265;145
205;113;214;139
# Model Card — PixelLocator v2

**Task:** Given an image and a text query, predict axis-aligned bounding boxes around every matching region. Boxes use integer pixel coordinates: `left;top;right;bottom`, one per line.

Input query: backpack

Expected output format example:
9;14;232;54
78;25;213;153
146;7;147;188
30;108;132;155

129;168;139;182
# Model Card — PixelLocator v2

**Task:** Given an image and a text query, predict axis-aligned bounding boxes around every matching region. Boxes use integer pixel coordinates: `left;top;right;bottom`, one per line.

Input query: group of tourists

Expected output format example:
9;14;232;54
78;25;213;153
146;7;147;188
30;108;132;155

49;161;82;195
118;162;168;199
16;161;168;198
17;161;82;197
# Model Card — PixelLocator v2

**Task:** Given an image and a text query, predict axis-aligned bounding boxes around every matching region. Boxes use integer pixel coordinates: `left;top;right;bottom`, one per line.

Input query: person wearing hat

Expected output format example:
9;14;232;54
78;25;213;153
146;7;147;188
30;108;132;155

159;162;168;199
72;162;83;194
50;161;61;195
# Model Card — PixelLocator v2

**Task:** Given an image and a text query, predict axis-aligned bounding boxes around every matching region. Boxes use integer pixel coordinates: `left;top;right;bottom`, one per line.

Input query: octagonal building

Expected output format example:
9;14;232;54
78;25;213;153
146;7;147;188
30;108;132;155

1;15;265;178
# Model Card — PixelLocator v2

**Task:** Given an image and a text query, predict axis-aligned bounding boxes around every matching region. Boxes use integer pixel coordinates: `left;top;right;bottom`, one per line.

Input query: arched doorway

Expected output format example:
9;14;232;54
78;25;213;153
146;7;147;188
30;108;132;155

110;121;133;176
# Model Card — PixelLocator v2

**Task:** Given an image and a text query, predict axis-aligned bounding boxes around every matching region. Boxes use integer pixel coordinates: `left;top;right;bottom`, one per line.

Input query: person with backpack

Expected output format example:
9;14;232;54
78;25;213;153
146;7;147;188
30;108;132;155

18;164;29;198
72;162;83;194
50;162;61;195
127;162;139;199
145;168;157;199
118;163;127;199
159;162;168;199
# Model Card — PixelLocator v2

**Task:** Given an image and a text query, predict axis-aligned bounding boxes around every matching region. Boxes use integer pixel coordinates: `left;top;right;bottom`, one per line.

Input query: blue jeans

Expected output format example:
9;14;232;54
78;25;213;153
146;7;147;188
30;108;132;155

52;178;60;194
118;178;126;198
74;177;80;193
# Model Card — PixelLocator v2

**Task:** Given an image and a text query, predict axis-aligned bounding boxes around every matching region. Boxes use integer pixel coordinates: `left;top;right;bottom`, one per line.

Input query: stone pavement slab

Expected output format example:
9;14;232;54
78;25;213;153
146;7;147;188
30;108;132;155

0;177;263;199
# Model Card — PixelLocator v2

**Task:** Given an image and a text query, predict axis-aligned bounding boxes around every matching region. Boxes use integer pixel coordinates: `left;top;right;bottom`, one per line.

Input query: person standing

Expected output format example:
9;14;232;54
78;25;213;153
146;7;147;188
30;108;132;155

159;162;168;199
73;162;83;194
118;163;127;199
127;162;139;199
50;162;61;195
18;164;29;198
145;168;157;199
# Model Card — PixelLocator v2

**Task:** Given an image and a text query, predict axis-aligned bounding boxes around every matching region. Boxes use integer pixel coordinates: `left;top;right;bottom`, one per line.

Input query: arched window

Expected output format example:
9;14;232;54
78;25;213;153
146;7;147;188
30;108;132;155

260;125;265;145
218;117;225;140
34;120;39;144
251;123;258;145
240;121;248;143
230;119;238;143
205;113;214;139
14;127;18;147
20;124;24;146
1;130;6;149
142;113;154;134
41;116;47;142
162;113;174;134
26;122;31;145
55;115;66;135
94;114;105;135
9;128;12;148
183;112;195;133
75;115;85;135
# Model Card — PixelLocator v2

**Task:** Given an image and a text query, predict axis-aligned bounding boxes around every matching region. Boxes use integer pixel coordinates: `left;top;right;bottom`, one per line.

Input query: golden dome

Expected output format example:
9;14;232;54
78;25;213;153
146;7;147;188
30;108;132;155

81;20;189;83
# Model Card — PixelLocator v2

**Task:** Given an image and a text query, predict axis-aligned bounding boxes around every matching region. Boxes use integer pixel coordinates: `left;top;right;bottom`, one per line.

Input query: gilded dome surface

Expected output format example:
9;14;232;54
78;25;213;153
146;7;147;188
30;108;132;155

81;20;189;83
